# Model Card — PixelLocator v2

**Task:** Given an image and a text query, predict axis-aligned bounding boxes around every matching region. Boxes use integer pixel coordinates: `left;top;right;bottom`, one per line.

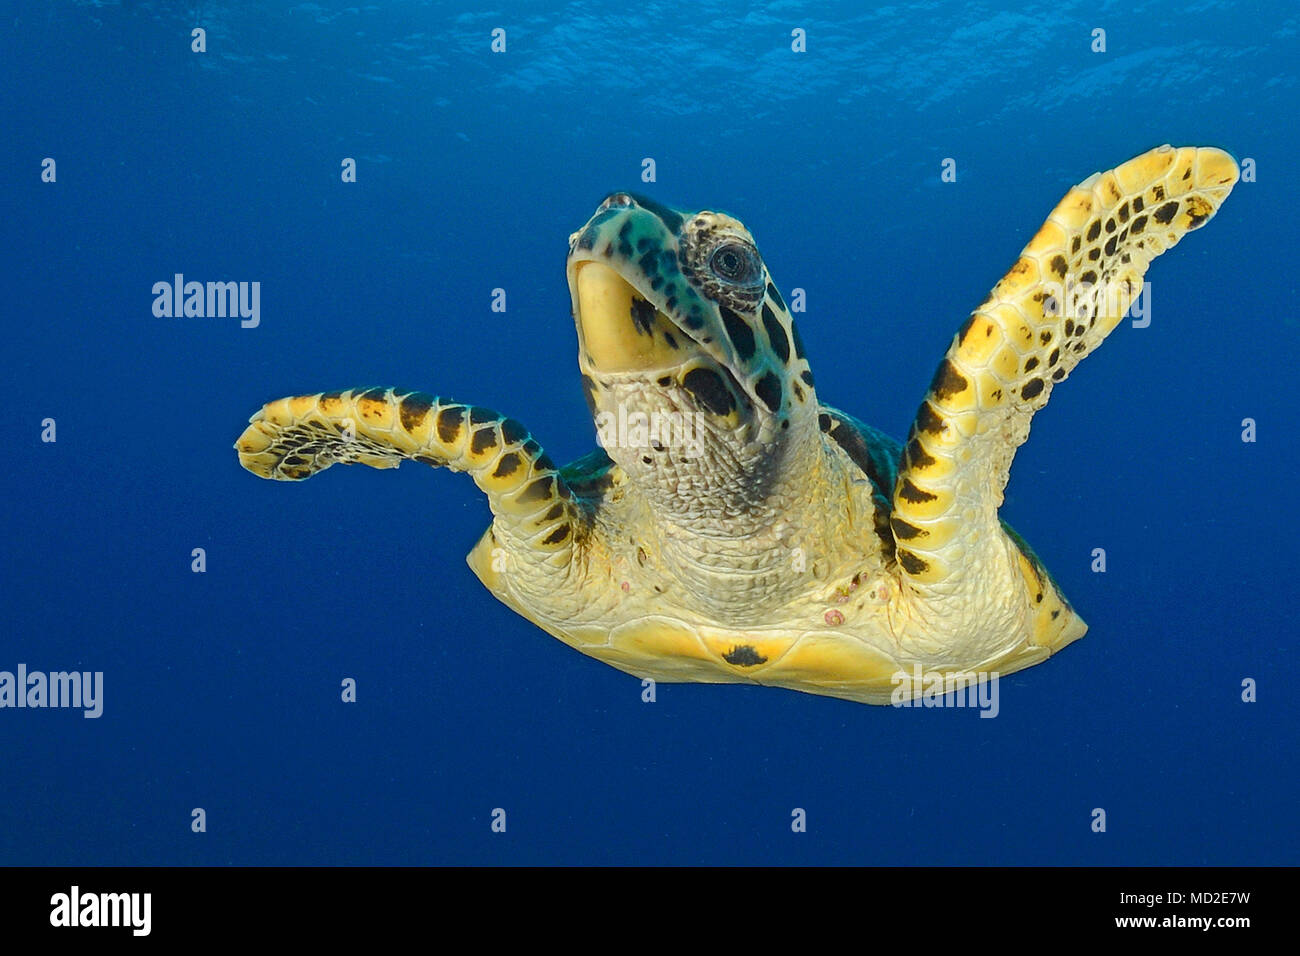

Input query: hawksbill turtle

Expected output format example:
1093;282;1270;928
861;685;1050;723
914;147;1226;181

235;144;1237;705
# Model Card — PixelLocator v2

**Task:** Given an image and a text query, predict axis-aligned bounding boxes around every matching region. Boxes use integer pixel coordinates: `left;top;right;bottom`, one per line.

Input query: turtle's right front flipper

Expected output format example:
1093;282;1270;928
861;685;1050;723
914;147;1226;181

234;388;582;560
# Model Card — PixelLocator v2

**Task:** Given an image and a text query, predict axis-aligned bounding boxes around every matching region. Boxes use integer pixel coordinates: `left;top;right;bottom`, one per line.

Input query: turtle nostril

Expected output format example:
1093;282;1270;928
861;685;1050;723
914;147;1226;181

600;192;635;211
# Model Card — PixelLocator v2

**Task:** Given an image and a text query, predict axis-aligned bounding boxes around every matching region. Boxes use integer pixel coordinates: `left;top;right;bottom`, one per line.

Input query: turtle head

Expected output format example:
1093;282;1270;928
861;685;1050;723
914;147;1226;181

566;192;818;510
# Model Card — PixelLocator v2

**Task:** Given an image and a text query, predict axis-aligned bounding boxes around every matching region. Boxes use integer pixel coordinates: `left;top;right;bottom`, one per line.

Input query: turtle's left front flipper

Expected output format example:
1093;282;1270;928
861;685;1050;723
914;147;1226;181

235;388;582;563
889;145;1238;650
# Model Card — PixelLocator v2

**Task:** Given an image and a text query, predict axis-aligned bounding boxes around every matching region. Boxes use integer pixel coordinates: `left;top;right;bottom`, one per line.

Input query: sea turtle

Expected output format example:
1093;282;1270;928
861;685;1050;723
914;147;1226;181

234;144;1237;705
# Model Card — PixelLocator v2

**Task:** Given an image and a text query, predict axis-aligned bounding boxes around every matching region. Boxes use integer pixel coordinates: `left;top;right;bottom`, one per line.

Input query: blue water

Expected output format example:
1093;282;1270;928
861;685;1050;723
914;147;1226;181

2;1;1296;865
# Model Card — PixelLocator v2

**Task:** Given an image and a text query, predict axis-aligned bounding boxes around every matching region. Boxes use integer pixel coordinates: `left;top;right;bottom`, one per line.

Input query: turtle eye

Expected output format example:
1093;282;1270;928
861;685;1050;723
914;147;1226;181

709;242;762;285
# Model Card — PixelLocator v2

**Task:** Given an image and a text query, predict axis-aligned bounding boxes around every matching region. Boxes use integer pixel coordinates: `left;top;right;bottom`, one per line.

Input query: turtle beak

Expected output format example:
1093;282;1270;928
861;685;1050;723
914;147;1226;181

570;261;685;373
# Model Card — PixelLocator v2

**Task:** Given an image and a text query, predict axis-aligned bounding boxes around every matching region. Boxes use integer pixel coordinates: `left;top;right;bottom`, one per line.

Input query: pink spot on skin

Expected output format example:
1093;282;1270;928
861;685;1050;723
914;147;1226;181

824;609;844;626
621;581;631;593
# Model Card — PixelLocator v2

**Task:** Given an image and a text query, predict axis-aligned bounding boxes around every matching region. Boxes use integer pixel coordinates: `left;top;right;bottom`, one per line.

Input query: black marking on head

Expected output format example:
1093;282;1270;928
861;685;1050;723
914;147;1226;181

754;371;783;413
1021;377;1045;400
1086;220;1101;242
1051;608;1061;620
492;452;521;479
399;393;433;432
682;366;736;416
723;645;767;667
630;296;656;335
1153;200;1179;225
792;382;804;403
818;413;832;432
789;320;806;360
543;503;565;521
897;549;929;575
718;305;756;361
929;359;968;401
656;375;673;387
627;193;683;234
760;304;790;364
500;418;529;446
897;478;936;503
470;427;498;455
663;330;679;349
766;282;785;311
436;406;465;444
800;369;814;387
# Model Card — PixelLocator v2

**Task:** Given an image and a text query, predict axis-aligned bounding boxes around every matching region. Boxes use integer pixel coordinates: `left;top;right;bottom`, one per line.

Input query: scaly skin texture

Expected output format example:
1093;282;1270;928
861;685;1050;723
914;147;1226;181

235;146;1236;704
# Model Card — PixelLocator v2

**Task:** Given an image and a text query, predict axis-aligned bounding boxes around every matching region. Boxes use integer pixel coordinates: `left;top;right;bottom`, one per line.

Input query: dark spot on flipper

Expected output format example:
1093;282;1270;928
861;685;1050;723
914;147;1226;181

1048;347;1060;367
470;427;498;455
682;367;736;416
1130;214;1148;236
469;406;496;426
1051;609;1061;620
541;523;570;545
1086;220;1101;242
518;474;555;504
492;452;521;479
915;402;945;436
543;503;564;521
656;376;673;387
436;406;465;444
722;645;767;667
718;305;756;361
754;371;783;413
1021;377;1045;401
897;549;929;575
1153;200;1179;225
663;330;679;349
905;436;936;468
897;478;937;504
890;516;927;541
500;418;529;446
766;282;786;311
1024;356;1039;371
1104;235;1117;257
1049;254;1068;278
929;359;968;401
360;387;388;402
399;393;434;433
760;304;790;364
